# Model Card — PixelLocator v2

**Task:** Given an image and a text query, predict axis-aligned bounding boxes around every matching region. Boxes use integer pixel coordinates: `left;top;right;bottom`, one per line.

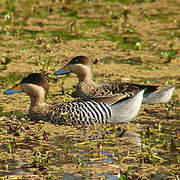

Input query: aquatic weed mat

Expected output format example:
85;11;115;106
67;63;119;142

0;0;180;179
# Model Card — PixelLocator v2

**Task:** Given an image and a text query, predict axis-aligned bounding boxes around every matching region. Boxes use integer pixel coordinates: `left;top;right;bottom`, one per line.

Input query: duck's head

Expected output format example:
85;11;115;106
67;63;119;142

54;56;93;80
3;73;49;99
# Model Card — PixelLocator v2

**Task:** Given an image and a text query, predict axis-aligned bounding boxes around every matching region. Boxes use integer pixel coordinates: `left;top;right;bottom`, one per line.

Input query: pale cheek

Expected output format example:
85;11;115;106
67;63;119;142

22;85;34;95
22;84;45;97
70;65;80;72
71;64;90;76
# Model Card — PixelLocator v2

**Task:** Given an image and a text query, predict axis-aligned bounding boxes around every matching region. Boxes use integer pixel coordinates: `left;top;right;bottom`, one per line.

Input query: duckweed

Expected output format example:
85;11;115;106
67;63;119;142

0;0;179;179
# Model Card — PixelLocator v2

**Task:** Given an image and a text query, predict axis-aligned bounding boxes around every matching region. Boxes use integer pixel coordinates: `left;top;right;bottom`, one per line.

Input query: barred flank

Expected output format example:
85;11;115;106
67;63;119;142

69;101;112;124
31;101;112;125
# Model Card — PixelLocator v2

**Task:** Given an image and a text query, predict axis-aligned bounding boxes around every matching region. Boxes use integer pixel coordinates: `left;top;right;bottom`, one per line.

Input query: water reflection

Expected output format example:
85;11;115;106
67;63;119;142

50;126;142;179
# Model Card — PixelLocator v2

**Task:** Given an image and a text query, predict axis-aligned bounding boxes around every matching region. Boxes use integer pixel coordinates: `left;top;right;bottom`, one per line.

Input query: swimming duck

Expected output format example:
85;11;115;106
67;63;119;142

54;56;175;105
3;73;145;124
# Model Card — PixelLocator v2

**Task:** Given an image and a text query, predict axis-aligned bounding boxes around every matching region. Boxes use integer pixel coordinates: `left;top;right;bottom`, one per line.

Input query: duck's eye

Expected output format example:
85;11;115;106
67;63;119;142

72;59;78;64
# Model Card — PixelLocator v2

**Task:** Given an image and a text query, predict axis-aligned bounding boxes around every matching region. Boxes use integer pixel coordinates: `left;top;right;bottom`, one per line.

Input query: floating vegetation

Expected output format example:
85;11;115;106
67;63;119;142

0;0;179;179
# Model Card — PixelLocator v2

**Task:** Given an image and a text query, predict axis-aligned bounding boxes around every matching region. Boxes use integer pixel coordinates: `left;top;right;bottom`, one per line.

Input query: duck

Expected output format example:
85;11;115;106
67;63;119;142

3;73;145;124
54;56;175;105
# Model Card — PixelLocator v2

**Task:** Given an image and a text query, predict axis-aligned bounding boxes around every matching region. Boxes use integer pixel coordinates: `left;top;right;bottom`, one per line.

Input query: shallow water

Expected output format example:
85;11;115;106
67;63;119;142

0;0;180;179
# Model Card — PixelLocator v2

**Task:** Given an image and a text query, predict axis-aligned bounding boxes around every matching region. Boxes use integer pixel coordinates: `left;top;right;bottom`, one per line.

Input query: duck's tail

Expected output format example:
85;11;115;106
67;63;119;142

143;85;175;104
110;89;145;123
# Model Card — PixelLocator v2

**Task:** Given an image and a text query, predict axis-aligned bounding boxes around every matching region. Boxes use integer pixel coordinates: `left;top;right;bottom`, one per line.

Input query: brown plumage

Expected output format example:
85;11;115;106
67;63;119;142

54;56;175;104
3;73;145;124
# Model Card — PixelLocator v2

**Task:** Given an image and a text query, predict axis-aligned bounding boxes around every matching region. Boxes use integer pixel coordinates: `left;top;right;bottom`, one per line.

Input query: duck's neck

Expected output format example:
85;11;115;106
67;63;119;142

28;94;53;122
78;69;98;87
77;67;95;83
77;73;99;97
79;73;94;83
30;94;46;108
28;94;52;120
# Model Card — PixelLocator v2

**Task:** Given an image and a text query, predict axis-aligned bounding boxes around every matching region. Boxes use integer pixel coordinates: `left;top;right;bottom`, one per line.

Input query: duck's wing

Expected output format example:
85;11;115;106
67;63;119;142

87;81;140;99
129;83;160;94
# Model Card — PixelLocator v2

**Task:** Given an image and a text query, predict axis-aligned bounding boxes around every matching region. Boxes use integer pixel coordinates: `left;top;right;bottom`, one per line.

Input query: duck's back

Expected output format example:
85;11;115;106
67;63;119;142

79;81;139;101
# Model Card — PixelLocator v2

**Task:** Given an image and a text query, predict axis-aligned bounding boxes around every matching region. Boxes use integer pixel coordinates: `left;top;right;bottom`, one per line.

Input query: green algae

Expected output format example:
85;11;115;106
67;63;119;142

0;0;179;179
